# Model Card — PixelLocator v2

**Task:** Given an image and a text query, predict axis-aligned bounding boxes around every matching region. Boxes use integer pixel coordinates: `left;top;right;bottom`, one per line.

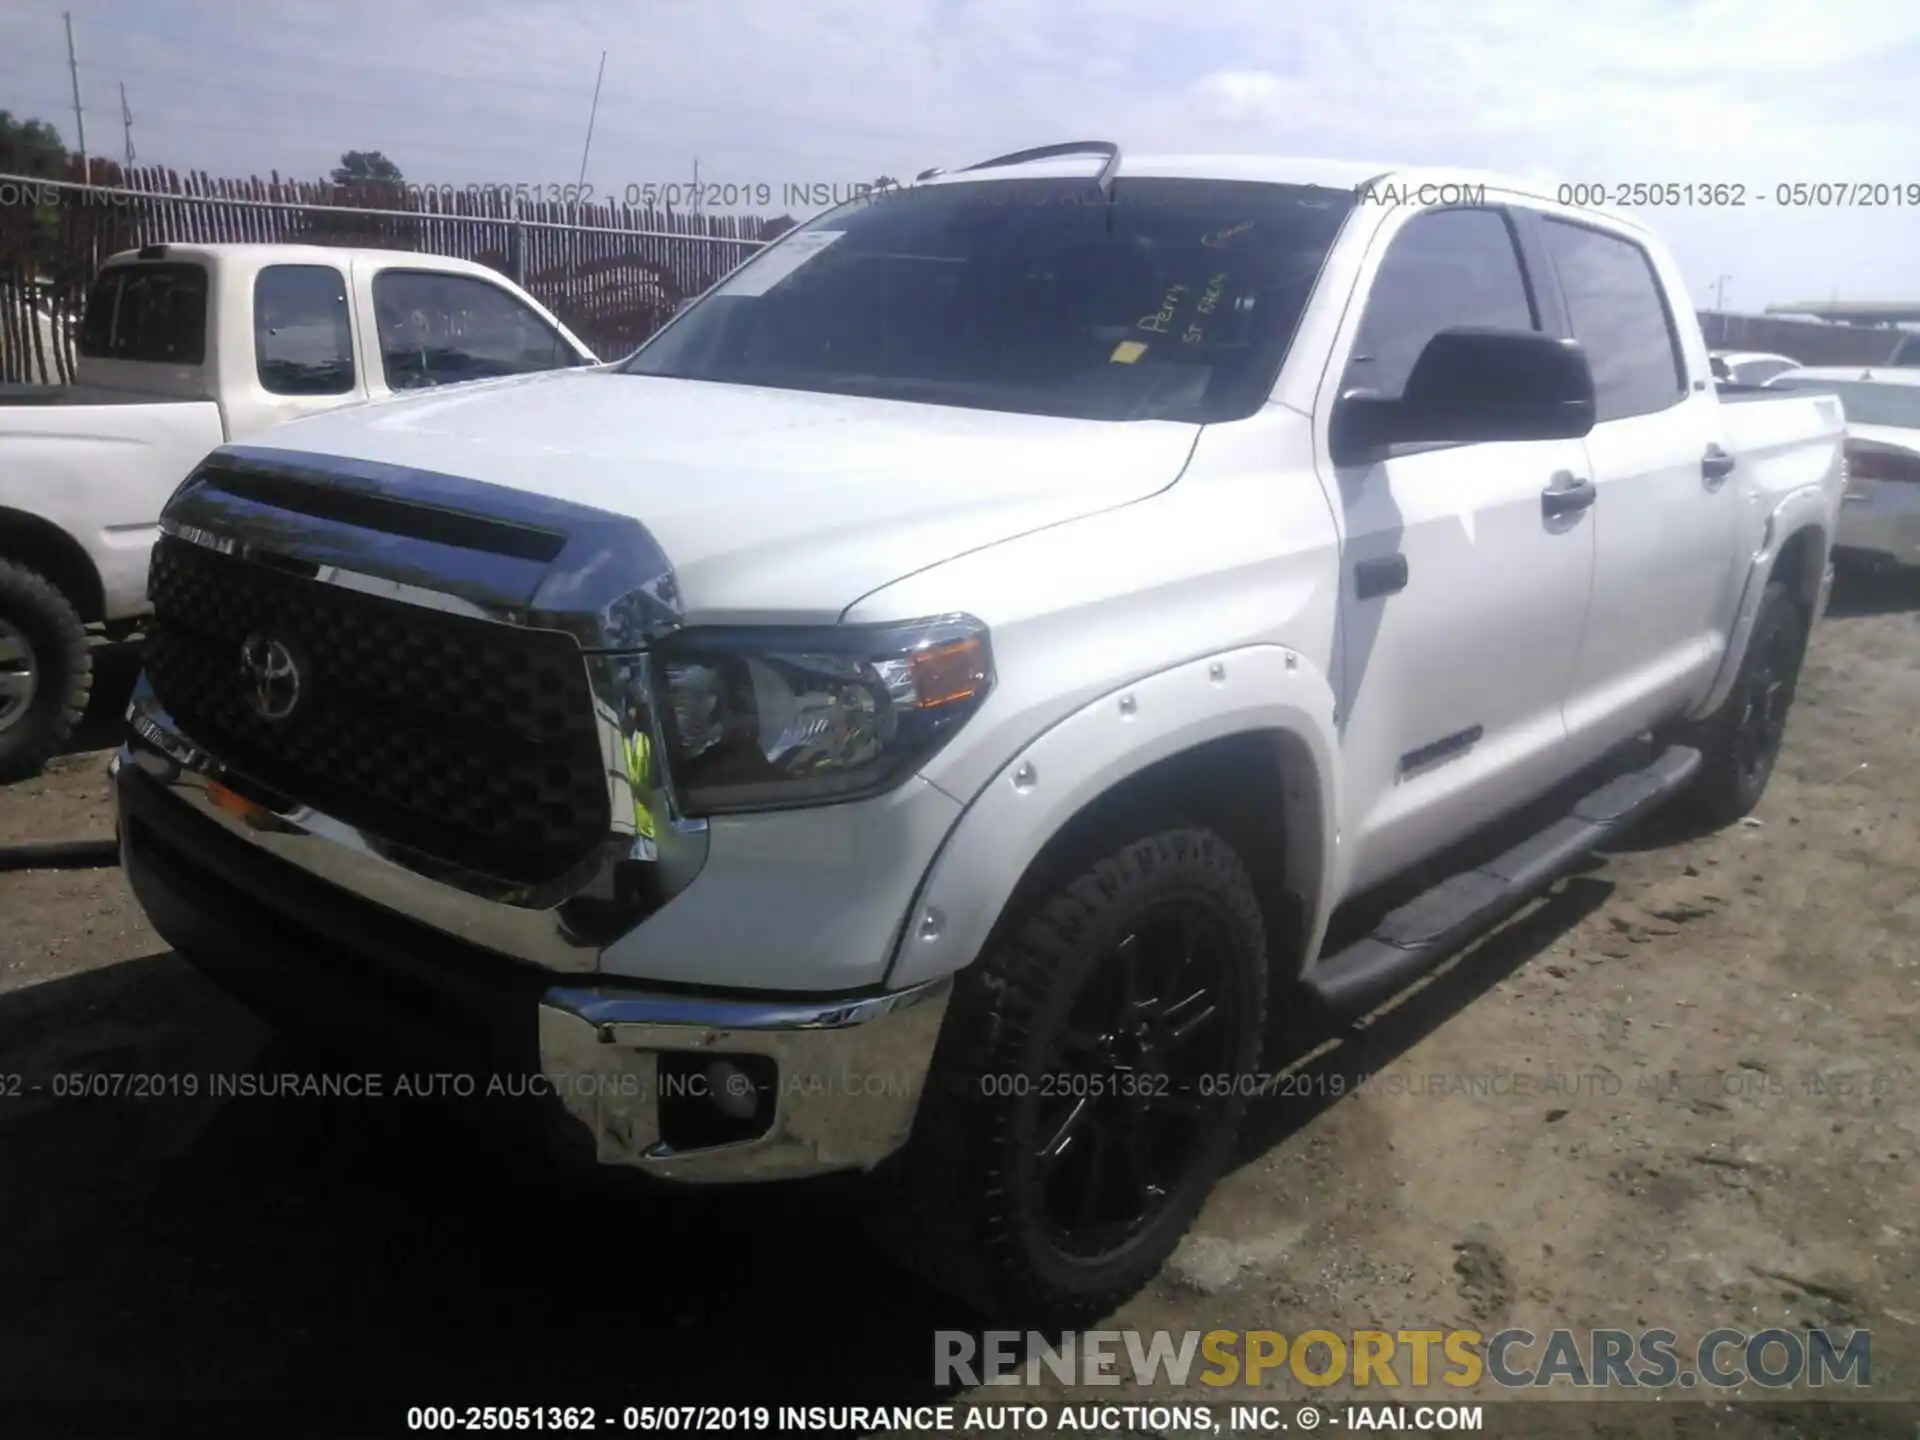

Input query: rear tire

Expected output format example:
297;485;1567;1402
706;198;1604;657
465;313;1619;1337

0;561;92;783
871;827;1268;1325
1679;580;1807;827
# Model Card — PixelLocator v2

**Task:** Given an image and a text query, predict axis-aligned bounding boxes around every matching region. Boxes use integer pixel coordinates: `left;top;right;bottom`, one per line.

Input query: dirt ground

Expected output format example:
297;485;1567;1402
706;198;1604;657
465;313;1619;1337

1;572;1916;1434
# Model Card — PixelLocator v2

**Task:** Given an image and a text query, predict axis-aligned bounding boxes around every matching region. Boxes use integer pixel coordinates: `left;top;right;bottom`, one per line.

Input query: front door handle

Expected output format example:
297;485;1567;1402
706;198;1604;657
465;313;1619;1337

1541;472;1596;518
1702;444;1737;486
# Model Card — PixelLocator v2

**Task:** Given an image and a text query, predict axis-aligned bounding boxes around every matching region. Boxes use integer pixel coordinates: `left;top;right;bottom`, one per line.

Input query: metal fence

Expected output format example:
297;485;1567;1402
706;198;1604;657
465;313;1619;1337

1697;310;1911;368
0;164;781;382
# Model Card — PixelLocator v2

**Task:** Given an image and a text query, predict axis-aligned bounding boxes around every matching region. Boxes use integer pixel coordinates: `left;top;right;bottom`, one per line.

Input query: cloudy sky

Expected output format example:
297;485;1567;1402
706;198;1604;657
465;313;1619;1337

4;0;1917;311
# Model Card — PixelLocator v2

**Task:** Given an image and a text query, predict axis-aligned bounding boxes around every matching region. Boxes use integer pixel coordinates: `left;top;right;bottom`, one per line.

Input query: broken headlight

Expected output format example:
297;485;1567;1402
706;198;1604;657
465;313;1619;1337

657;614;992;815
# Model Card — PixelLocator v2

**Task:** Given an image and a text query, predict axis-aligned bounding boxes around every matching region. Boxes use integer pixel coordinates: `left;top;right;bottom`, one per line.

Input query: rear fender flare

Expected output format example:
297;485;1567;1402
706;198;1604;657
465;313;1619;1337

1690;488;1831;722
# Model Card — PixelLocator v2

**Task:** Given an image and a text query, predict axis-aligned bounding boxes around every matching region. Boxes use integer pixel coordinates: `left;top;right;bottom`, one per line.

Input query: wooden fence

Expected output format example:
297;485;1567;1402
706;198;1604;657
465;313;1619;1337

0;159;783;383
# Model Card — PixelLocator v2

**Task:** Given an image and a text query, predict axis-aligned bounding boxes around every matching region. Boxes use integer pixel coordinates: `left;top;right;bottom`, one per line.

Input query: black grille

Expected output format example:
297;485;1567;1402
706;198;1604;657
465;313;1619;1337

144;535;612;886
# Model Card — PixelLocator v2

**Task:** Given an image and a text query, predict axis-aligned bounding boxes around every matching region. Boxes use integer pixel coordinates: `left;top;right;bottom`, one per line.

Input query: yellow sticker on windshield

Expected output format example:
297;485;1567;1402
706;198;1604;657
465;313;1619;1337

1111;340;1148;364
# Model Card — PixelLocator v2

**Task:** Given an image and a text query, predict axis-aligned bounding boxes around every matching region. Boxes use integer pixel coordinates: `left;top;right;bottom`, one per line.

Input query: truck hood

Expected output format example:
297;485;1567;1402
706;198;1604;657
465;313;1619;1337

242;369;1201;621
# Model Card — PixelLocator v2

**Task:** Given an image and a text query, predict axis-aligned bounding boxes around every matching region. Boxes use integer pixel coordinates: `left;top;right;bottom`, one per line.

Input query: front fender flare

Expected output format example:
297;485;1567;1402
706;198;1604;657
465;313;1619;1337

886;645;1342;991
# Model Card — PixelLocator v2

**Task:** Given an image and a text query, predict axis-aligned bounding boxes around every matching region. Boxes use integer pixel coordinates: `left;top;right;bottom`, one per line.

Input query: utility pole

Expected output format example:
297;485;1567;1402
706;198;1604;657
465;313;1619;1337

1713;273;1731;311
691;156;701;218
64;12;89;183
575;49;607;191
119;81;134;169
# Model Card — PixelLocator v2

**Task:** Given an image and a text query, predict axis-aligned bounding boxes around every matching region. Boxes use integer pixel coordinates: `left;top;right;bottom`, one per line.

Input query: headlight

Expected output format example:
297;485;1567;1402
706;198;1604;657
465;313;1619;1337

656;614;993;815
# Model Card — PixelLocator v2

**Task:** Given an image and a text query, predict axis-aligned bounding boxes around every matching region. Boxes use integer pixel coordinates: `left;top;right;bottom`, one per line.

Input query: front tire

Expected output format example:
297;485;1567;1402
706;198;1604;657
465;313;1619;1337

0;561;93;783
873;827;1269;1325
1681;580;1808;827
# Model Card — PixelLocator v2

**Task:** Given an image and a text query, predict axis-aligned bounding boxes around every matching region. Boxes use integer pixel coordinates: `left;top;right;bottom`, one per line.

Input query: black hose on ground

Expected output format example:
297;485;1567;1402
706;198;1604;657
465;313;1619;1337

0;838;120;871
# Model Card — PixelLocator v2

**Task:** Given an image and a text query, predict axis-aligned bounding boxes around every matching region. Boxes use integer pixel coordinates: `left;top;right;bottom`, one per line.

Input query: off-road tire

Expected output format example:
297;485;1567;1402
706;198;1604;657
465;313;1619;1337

0;560;92;783
870;827;1268;1326
1679;580;1808;828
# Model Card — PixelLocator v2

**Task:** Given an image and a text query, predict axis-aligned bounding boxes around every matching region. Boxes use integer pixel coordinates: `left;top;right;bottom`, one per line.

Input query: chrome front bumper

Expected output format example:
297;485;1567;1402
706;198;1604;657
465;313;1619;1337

536;980;950;1181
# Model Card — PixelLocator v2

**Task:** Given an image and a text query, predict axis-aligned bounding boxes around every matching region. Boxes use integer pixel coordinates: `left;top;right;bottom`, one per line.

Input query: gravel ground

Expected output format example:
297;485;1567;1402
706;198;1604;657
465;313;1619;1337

0;572;1915;1434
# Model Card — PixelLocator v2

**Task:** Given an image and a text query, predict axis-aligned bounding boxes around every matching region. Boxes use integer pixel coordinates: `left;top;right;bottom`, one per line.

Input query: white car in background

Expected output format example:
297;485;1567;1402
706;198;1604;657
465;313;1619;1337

1711;350;1800;386
1768;366;1920;567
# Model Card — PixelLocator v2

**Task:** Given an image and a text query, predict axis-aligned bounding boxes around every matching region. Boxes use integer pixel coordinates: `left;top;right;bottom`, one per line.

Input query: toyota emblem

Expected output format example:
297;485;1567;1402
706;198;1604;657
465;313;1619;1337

239;634;303;722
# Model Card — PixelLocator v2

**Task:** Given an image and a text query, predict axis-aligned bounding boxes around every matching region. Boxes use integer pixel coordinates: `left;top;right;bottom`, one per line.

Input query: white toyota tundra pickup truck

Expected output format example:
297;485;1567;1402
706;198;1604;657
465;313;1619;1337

0;242;596;776
113;145;1845;1323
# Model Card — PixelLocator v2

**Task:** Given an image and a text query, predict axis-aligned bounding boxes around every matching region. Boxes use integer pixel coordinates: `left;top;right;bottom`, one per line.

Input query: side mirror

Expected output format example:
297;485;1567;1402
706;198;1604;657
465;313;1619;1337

1330;328;1597;464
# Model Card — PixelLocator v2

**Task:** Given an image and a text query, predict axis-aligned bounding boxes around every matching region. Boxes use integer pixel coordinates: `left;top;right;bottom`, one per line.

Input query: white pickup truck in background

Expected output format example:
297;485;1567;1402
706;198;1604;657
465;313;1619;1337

0;242;598;777
117;148;1846;1322
1768;365;1920;568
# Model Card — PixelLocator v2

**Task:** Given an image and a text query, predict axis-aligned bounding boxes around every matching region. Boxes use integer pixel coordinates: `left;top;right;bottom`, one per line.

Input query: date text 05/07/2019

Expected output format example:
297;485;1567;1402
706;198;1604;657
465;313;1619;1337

402;1402;1483;1433
393;181;900;209
1354;180;1920;210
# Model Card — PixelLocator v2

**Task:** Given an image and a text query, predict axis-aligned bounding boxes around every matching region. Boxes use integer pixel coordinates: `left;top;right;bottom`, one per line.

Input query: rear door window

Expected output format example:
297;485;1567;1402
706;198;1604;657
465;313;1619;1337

255;264;355;395
78;262;210;364
1540;219;1686;421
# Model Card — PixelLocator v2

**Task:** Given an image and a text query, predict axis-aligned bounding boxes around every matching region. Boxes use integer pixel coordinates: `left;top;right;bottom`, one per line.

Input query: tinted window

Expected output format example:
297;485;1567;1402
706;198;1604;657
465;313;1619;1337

1767;378;1920;429
1343;208;1536;399
1891;334;1920;366
1541;219;1685;421
372;271;579;390
622;177;1356;422
255;264;354;395
78;262;209;364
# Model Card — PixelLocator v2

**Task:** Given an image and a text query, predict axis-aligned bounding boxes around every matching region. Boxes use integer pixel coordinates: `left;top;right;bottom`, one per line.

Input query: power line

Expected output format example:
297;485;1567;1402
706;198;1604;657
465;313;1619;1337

576;49;607;190
63;11;87;179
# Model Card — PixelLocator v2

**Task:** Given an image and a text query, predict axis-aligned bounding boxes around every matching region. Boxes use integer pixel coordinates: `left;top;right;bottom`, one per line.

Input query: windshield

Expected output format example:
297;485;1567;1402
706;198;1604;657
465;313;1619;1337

619;177;1356;422
1768;377;1920;429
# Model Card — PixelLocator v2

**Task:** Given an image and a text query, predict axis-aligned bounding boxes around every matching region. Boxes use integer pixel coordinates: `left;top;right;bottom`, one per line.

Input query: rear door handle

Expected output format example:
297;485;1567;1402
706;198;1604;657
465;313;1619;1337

1703;444;1737;486
1541;472;1596;518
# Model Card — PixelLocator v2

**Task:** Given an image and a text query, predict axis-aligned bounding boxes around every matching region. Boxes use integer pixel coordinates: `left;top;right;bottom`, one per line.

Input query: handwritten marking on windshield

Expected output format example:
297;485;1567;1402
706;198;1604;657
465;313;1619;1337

1196;273;1229;316
1137;283;1190;335
1202;221;1255;248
